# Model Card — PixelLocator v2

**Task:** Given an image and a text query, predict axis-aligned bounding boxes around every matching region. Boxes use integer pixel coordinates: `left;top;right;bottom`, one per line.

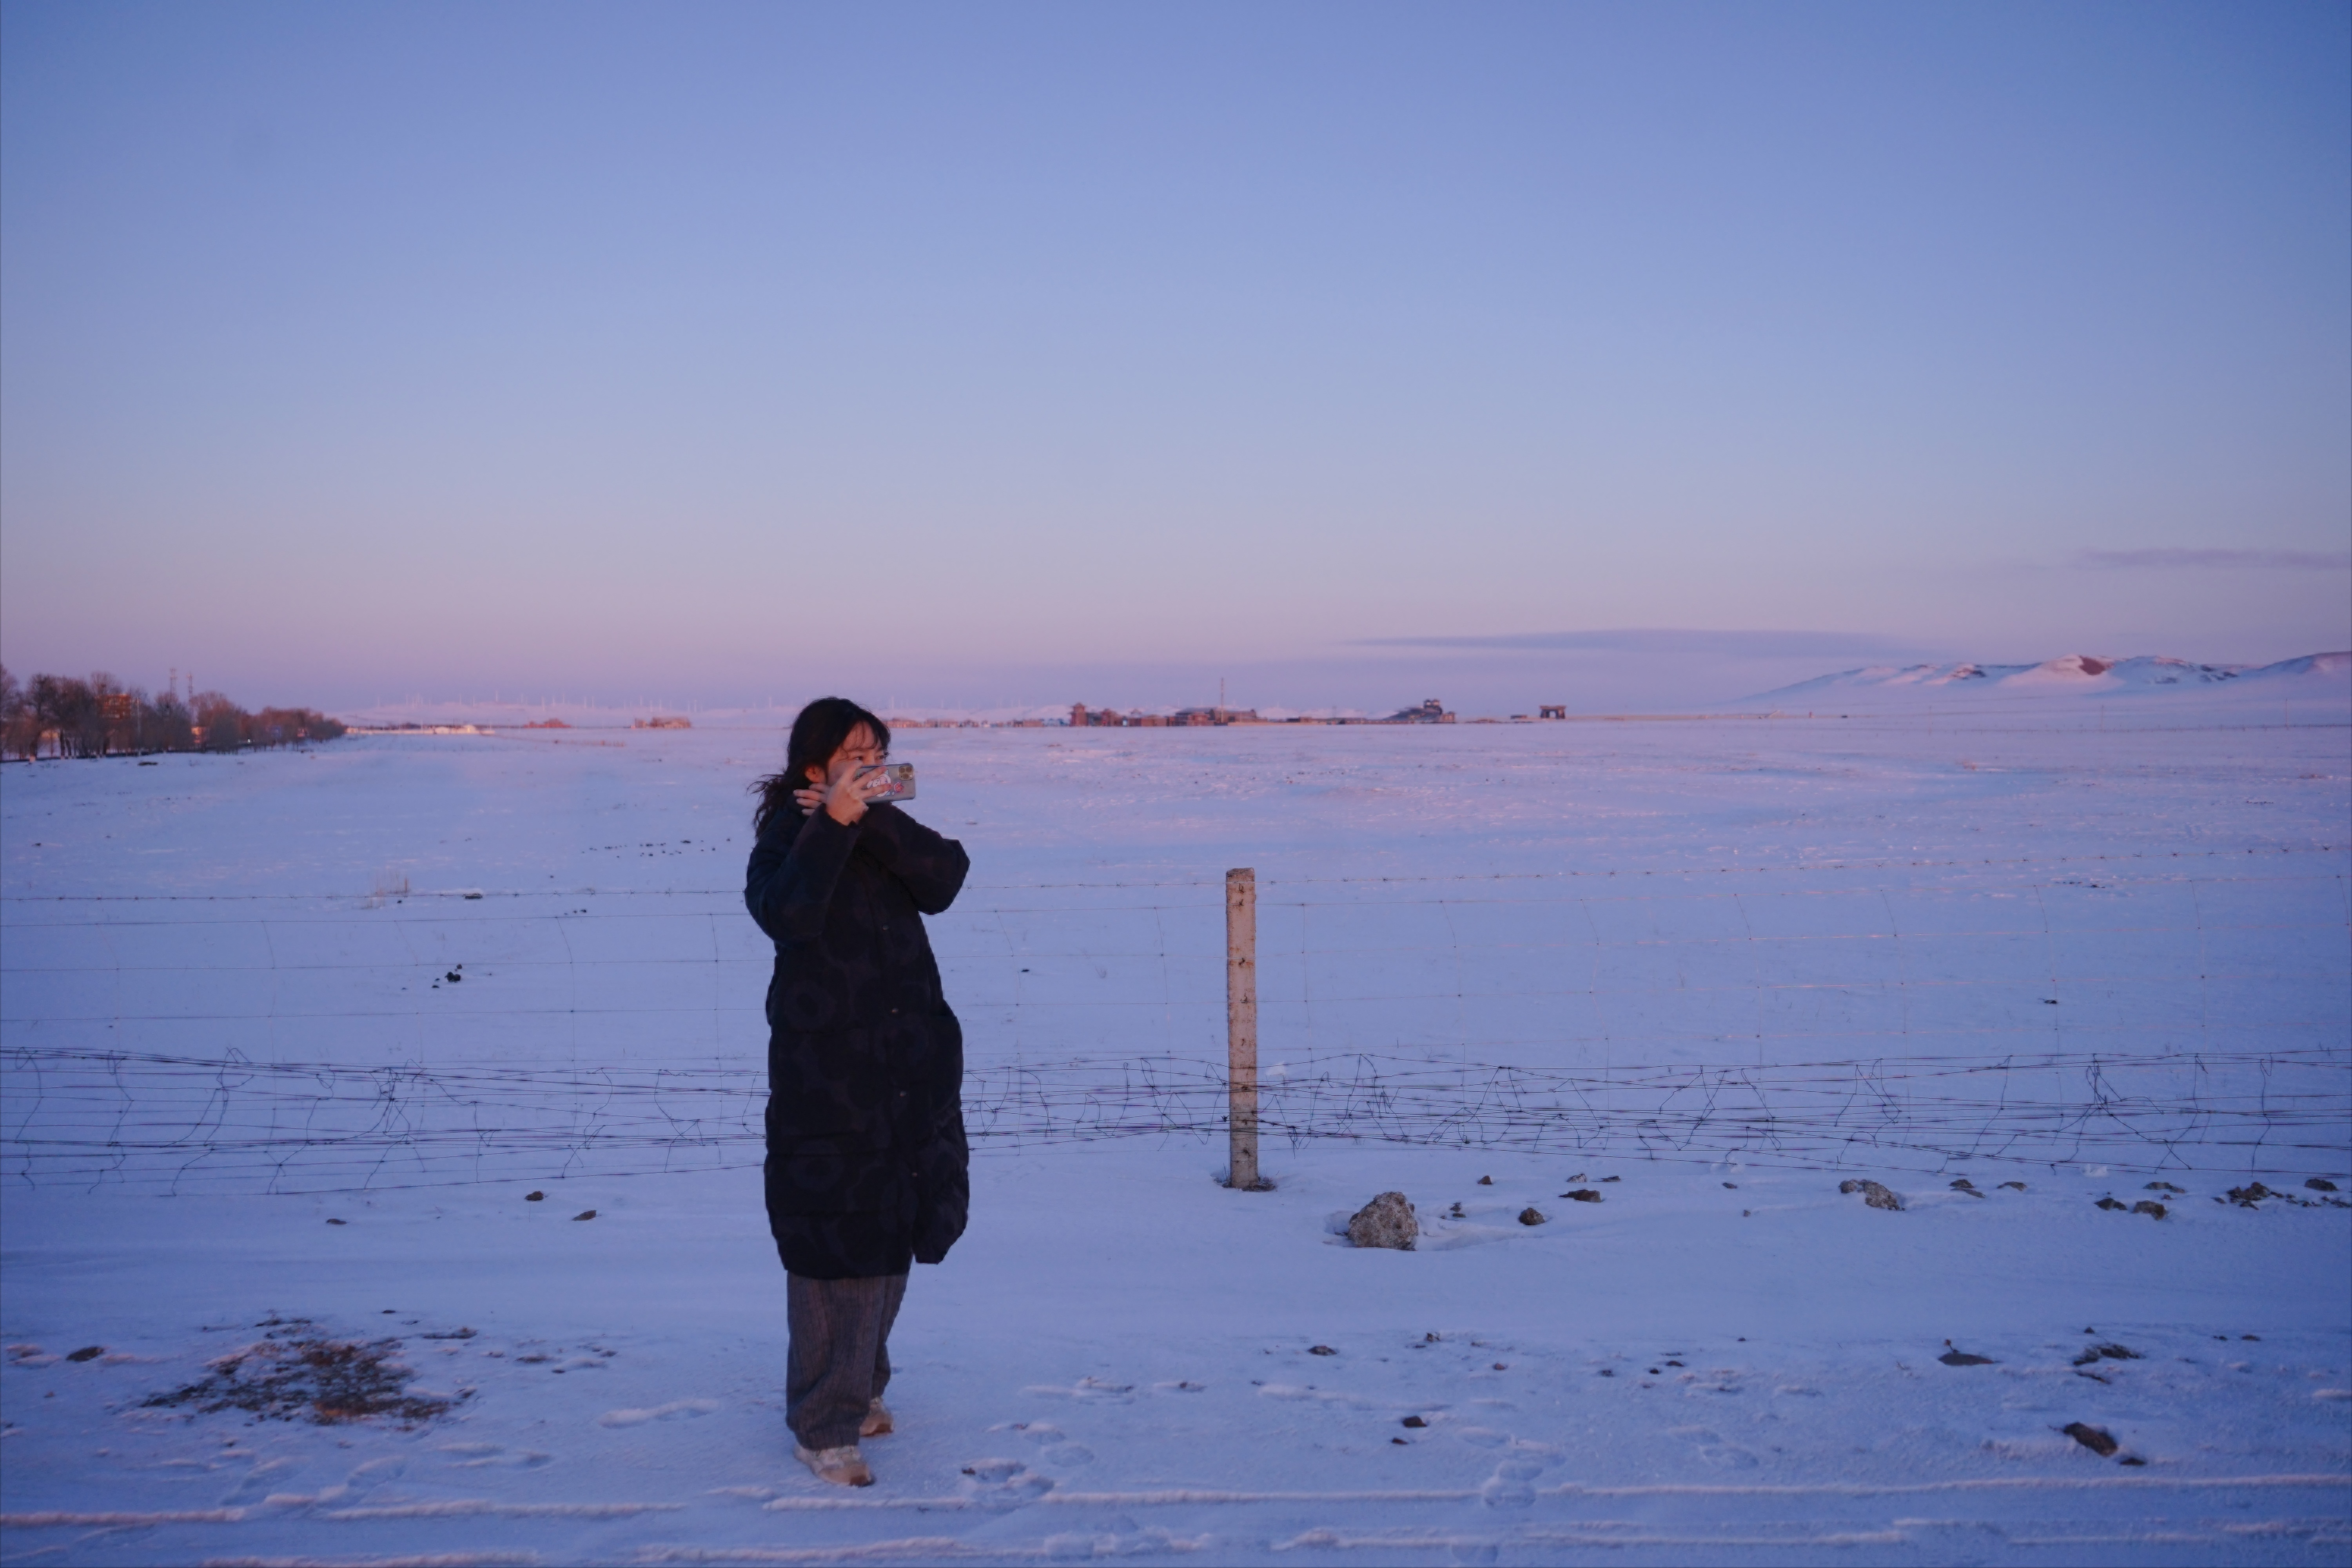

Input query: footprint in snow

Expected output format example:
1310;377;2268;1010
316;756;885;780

599;1398;719;1427
221;1456;302;1503
441;1441;554;1468
958;1457;1054;1508
1020;1376;1133;1402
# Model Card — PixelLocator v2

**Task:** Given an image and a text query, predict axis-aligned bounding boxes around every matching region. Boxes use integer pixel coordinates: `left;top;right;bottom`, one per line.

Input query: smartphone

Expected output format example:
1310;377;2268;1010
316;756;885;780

857;762;916;802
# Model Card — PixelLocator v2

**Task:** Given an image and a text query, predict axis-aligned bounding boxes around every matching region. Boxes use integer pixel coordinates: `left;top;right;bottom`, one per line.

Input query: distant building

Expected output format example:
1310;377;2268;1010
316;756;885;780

522;718;571;729
1539;705;1566;720
633;716;691;730
1383;699;1454;724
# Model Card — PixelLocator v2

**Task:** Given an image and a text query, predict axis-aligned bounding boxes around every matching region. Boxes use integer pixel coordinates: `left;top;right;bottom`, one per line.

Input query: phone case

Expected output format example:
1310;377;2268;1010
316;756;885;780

862;762;916;802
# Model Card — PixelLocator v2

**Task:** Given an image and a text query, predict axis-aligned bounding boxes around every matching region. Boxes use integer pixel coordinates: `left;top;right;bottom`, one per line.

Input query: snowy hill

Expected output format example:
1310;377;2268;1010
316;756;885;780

1739;650;2350;708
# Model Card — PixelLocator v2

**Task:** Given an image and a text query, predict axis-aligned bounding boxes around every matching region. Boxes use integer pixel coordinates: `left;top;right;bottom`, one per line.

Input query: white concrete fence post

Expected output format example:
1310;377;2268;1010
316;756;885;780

1226;866;1263;1190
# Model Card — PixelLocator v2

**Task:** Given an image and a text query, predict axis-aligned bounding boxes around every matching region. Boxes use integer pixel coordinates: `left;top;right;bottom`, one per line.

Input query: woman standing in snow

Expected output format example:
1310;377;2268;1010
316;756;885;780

745;697;971;1488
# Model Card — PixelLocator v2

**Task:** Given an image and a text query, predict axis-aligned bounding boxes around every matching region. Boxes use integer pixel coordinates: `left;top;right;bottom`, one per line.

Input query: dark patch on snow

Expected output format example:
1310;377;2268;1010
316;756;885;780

64;1346;103;1363
143;1323;457;1426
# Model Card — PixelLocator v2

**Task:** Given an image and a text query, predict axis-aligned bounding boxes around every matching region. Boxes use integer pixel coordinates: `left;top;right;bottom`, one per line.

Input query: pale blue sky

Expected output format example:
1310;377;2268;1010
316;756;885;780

3;1;2346;712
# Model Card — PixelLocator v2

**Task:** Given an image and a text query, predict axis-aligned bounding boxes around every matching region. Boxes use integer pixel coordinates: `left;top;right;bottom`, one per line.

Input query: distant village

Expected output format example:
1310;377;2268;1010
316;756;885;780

1;666;345;760
1065;698;1456;727
344;699;1607;737
904;699;1579;728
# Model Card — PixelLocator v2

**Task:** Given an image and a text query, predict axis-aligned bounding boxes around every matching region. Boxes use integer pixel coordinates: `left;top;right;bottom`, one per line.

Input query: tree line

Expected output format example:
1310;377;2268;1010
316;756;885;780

0;666;347;760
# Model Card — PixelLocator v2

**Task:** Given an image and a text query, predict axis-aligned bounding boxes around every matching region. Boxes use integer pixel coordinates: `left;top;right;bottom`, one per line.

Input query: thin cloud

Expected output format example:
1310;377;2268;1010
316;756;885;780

2072;548;2352;570
1351;628;1942;659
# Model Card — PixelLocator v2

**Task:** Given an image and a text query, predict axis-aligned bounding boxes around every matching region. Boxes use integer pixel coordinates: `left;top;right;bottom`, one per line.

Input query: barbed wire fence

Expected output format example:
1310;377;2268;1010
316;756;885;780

3;846;2346;1194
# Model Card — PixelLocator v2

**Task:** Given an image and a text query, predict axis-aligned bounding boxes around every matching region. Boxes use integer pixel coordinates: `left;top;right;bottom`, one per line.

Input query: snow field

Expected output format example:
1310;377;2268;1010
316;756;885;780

2;1146;2347;1564
2;708;2347;1563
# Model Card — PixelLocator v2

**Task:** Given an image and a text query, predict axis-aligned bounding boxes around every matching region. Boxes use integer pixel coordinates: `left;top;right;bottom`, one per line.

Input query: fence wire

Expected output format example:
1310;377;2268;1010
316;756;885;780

3;857;2347;1192
3;1044;2345;1194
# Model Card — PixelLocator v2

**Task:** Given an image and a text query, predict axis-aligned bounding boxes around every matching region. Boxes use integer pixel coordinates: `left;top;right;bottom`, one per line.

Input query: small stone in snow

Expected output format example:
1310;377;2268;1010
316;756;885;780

1477;1175;1492;1185
2307;1178;2339;1192
573;1210;597;1221
1308;1345;1337;1356
326;1218;346;1226
2095;1197;2127;1211
64;1347;103;1363
2132;1200;2167;1219
1347;1192;1418;1251
2062;1422;2118;1457
525;1191;544;1202
1401;1415;1426;1428
1563;1190;1601;1203
2000;1181;2027;1191
1839;1180;1903;1210
1517;1208;1546;1226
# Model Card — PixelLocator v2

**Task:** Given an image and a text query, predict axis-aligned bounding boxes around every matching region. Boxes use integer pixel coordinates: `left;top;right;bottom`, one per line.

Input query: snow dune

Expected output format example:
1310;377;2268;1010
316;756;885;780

1739;649;2350;708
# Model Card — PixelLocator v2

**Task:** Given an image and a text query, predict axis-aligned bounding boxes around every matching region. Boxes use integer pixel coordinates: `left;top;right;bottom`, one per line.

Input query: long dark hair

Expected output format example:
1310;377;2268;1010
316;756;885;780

751;697;891;833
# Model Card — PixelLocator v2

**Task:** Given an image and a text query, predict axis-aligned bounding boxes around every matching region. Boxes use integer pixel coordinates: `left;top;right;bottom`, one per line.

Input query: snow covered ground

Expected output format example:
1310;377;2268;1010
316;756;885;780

3;697;2347;1564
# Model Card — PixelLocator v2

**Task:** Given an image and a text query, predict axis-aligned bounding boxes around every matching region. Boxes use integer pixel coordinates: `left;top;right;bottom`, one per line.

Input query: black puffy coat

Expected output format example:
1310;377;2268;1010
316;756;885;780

744;801;971;1279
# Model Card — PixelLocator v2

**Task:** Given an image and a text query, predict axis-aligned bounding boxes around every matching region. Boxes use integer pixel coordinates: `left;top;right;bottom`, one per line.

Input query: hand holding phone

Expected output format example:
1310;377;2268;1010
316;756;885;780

856;762;916;802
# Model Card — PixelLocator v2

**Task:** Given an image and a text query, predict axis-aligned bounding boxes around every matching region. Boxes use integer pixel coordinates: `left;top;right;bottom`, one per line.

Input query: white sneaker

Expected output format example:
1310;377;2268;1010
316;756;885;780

861;1398;894;1438
795;1443;873;1487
